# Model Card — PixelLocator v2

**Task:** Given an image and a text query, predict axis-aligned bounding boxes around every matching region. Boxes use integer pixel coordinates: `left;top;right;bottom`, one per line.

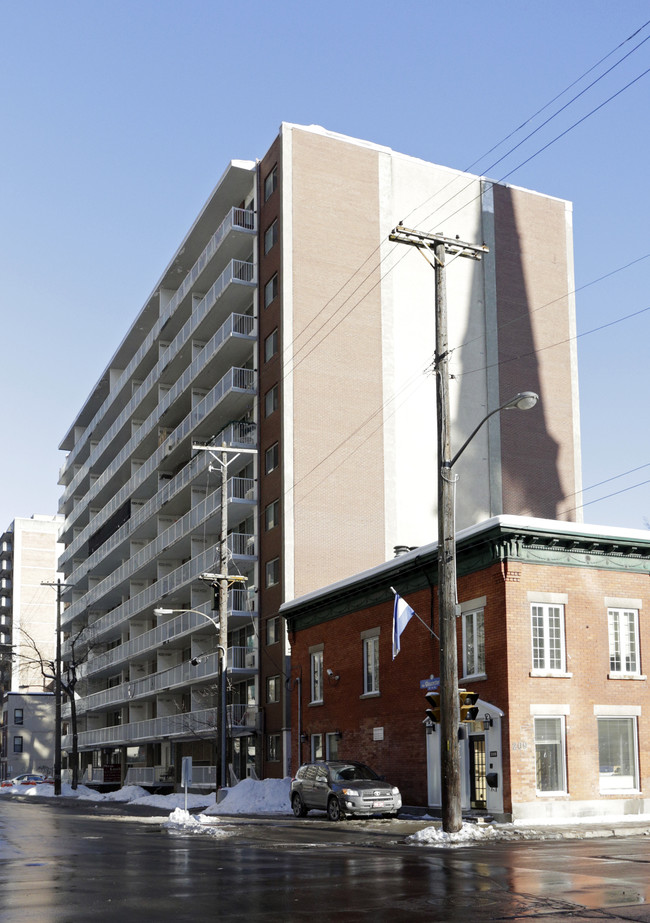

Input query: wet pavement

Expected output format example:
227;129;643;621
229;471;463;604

1;796;649;921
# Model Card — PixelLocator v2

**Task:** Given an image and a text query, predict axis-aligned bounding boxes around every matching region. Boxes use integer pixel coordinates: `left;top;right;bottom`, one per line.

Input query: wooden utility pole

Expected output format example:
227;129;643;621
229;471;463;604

389;225;487;833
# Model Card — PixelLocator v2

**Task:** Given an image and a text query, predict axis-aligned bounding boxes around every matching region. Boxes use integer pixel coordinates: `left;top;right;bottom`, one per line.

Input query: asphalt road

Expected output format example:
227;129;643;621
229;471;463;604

1;796;650;922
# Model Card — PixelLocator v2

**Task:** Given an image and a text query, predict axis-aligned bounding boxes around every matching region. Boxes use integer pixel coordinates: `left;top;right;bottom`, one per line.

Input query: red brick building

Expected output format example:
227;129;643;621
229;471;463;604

281;516;650;822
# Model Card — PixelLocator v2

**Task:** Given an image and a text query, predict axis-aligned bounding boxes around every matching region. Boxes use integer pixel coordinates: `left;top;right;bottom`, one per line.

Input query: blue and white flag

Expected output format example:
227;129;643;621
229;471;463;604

392;592;416;659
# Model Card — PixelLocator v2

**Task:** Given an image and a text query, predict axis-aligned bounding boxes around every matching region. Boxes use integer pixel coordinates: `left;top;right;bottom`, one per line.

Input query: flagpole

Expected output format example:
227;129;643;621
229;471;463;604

390;588;440;641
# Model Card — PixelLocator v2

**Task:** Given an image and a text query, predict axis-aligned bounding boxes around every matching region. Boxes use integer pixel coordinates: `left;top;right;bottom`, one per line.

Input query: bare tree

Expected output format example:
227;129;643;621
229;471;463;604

17;625;92;789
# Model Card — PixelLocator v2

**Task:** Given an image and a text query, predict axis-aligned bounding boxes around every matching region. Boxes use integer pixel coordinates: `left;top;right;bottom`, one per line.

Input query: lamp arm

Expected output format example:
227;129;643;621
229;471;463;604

448;405;501;469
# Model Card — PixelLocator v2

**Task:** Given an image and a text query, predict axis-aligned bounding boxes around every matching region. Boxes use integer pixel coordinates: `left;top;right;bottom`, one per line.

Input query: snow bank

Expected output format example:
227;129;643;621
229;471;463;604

407;822;526;847
202;777;291;816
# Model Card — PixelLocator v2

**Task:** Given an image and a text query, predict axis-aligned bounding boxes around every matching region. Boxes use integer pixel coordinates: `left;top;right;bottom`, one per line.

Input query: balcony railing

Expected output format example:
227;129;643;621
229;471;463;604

60;307;256;522
59;207;256;483
63;706;221;750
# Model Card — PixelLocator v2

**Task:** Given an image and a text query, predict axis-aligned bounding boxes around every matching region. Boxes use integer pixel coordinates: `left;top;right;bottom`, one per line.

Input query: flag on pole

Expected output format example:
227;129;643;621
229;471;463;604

392;592;416;659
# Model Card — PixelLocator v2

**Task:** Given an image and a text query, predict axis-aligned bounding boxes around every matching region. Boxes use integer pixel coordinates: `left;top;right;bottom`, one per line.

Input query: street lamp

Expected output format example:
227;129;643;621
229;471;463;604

438;390;538;833
154;607;225;791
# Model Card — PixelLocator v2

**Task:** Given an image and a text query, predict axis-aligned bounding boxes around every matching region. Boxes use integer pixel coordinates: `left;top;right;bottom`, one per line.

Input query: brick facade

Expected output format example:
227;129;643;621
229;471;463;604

282;517;650;821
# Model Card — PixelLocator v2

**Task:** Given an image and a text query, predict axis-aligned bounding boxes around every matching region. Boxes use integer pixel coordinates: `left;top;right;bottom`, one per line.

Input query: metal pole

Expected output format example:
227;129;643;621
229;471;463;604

435;242;462;834
218;449;229;790
54;579;62;796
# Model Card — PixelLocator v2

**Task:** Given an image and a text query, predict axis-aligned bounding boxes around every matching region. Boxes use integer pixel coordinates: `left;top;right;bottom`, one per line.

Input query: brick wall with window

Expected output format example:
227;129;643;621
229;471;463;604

283;521;650;817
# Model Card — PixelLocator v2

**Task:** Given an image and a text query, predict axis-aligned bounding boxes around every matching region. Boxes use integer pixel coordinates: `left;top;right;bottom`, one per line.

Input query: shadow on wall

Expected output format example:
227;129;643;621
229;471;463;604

456;183;569;524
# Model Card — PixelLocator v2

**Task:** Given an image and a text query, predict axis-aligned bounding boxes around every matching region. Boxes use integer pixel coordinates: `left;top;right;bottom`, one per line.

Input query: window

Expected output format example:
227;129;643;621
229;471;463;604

531;603;566;673
311;733;323;761
463;608;485;678
264;164;277;201
363;635;379;695
266;675;280;703
264;218;278;254
267;733;281;762
13;736;23;753
534;717;566;793
608;608;639;675
265;499;280;531
14;708;23;726
264;328;278;363
326;732;339;760
264;384;279;417
266;616;280;646
264;273;278;308
265;557;280;588
265;442;279;474
310;649;323;703
598;717;639;790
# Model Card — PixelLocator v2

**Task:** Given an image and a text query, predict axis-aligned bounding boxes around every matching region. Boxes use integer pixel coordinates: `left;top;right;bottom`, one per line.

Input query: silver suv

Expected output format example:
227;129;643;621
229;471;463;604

290;760;402;821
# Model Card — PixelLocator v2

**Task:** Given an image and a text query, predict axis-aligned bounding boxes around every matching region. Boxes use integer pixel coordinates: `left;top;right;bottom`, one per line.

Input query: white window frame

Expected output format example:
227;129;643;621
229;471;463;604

597;716;639;792
534;715;567;795
311;732;323;761
362;635;380;696
266;616;280;646
326;732;339;760
462;608;485;679
266;674;280;704
531;603;567;674
608;608;640;676
310;649;323;704
267;733;281;762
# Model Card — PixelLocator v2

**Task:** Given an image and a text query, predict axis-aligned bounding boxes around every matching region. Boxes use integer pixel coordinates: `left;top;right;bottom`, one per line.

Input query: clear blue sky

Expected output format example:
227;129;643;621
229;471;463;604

2;0;649;532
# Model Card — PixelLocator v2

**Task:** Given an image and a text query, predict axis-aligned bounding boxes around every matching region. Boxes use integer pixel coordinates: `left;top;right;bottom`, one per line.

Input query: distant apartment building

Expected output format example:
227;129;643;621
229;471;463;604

0;515;61;780
57;124;582;786
1;691;54;780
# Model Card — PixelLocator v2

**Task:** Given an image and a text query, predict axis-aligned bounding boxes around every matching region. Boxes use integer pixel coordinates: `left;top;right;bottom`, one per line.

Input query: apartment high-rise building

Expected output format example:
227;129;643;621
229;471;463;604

0;515;61;780
57;124;581;785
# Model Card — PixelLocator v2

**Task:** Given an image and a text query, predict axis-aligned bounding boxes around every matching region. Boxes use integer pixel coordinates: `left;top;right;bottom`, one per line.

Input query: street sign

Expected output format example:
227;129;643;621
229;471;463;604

420;677;440;691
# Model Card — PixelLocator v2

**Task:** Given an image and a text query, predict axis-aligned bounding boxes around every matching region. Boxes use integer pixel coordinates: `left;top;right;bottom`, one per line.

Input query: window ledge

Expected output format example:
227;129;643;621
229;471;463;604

359;691;380;700
529;671;573;678
607;673;646;680
460;673;487;683
308;700;323;707
536;792;569;798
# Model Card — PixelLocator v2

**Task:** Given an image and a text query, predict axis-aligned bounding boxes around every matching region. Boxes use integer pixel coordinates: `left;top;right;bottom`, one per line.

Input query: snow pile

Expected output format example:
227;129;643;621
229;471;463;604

102;785;148;802
407;822;527;847
203;777;291;816
0;781;99;799
163;807;231;837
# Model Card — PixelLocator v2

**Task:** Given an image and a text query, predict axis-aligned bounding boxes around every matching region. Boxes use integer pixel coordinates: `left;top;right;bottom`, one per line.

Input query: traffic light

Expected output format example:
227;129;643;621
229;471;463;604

459;690;479;722
425;691;441;725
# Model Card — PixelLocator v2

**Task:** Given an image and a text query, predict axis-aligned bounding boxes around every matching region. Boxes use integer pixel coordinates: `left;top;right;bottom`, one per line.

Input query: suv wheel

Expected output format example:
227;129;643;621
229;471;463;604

292;792;308;817
327;796;343;822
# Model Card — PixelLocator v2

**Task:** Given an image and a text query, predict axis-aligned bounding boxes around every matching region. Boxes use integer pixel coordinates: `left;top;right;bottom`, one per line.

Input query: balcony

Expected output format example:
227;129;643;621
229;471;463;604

59;206;256;484
63;706;221;750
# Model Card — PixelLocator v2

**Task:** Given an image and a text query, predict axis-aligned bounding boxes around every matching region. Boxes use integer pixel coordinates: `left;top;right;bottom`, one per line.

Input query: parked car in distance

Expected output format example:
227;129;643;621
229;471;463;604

291;760;402;821
1;773;52;788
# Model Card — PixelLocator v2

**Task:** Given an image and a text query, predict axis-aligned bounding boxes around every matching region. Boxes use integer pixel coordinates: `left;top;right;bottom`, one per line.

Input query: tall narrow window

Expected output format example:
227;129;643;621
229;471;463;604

264;385;279;418
13;736;23;753
264;165;277;201
264;499;280;531
265;442;279;474
463;609;485;678
531;603;566;673
267;734;280;761
14;708;24;726
310;650;323;703
534;716;566;793
363;635;379;695
311;733;324;761
265;557;280;588
264;218;278;254
598;716;639;791
608;608;639;675
264;273;278;308
264;328;278;363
